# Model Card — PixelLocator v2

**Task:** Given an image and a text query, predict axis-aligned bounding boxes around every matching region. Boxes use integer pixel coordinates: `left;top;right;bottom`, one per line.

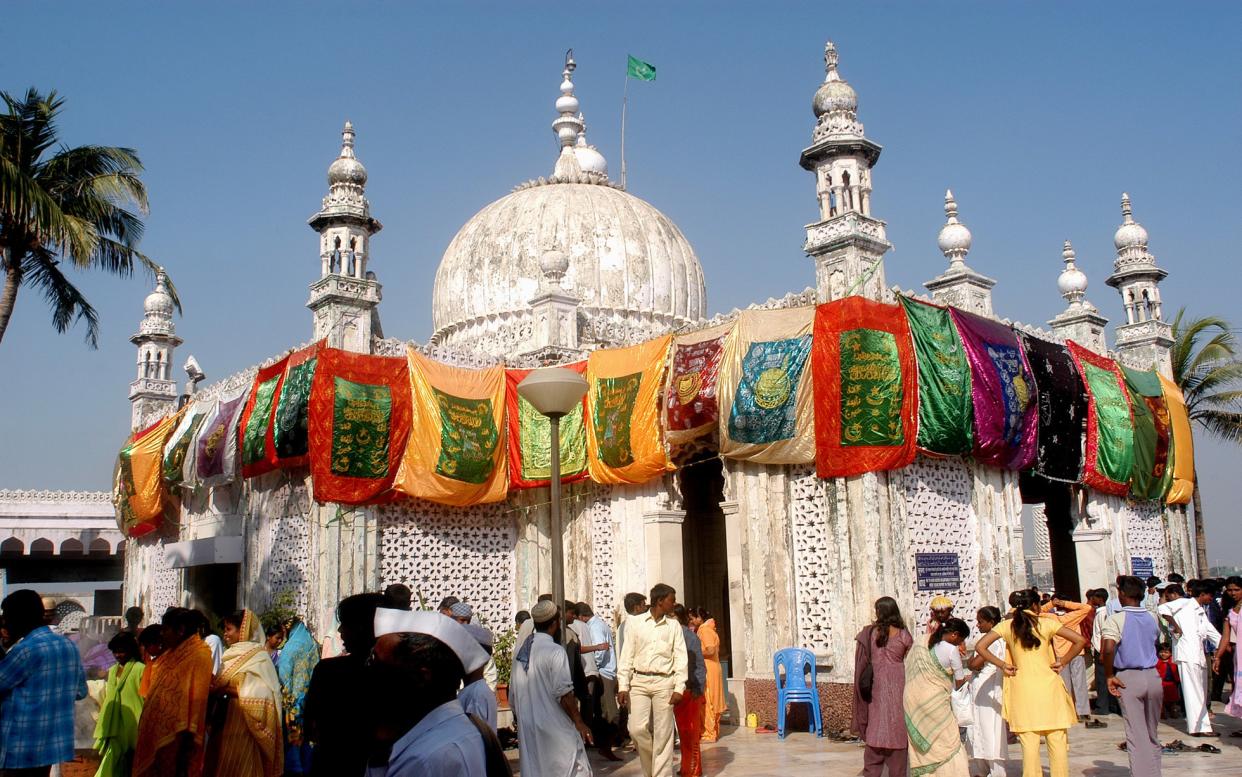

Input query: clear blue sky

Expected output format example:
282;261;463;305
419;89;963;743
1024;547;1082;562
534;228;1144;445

2;3;1239;564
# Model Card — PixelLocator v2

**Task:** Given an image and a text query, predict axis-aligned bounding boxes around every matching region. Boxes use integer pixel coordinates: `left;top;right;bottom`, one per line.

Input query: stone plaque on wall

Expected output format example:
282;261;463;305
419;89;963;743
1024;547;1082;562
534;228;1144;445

915;552;961;592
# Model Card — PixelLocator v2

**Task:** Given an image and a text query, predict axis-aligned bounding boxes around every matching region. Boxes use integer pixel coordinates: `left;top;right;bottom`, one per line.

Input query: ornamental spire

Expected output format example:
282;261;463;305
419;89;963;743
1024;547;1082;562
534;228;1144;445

551;49;587;179
824;40;841;82
936;189;973;270
1057;240;1089;309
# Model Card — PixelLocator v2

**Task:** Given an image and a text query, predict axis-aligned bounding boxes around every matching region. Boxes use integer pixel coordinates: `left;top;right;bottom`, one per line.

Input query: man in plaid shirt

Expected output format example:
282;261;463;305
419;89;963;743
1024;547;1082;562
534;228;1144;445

0;588;87;776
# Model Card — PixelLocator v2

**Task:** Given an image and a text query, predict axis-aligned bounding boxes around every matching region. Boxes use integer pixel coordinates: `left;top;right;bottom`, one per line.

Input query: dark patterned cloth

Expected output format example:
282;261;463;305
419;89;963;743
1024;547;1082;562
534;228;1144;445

1020;333;1085;483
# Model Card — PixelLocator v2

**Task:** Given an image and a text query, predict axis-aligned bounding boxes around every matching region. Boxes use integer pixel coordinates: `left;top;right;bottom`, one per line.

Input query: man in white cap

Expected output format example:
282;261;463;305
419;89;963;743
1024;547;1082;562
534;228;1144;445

511;600;593;776
460;623;498;732
369;608;511;777
617;583;687;777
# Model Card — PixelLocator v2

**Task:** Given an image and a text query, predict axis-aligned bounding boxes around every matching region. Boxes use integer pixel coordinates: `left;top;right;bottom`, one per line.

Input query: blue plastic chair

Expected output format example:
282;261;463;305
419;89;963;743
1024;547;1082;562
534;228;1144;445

773;647;823;738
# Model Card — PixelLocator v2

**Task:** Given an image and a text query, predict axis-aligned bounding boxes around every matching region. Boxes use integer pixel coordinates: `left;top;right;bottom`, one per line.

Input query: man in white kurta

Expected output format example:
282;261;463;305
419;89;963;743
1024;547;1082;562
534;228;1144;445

512;601;593;777
1158;585;1221;735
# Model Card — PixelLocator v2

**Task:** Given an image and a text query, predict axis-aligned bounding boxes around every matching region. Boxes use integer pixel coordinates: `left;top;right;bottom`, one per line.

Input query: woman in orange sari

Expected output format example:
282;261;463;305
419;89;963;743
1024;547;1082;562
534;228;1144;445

133;608;213;777
203;609;284;777
691;608;726;742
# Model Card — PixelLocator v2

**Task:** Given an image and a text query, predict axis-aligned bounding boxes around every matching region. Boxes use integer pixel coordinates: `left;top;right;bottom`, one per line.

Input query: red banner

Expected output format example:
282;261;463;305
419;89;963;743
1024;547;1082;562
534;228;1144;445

814;297;919;478
237;356;289;479
308;348;412;505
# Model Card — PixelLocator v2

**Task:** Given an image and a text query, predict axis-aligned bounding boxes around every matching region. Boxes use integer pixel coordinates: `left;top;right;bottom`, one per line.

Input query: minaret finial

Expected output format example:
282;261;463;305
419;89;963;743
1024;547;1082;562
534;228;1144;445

1121;192;1133;223
553;49;583;149
1058;239;1089;309
341;120;356;158
944;189;958;221
937;188;972;269
824;41;840;81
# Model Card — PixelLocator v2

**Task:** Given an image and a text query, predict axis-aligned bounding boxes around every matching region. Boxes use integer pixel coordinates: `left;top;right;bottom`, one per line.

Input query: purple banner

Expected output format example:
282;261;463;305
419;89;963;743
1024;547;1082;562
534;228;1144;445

950;309;1038;470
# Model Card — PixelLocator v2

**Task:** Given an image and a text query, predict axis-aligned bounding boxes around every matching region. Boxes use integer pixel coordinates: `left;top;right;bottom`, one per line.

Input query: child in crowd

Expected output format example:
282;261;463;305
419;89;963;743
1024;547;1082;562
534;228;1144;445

1156;643;1182;718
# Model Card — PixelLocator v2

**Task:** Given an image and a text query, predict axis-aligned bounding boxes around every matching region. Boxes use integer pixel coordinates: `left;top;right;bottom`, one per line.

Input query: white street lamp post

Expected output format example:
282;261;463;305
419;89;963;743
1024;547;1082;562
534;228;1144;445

516;367;589;643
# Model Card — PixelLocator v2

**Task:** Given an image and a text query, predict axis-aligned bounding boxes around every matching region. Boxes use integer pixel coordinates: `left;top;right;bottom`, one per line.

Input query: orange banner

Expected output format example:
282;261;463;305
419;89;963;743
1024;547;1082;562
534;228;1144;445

1157;373;1195;505
585;335;673;485
114;410;184;537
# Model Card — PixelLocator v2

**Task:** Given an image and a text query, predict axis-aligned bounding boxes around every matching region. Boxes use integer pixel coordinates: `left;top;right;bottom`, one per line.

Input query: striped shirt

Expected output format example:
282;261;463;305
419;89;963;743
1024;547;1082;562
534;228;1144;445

0;626;88;768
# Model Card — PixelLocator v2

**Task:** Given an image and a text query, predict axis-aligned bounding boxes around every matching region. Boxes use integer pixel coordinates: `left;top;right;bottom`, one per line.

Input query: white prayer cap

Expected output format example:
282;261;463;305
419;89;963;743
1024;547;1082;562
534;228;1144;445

465;623;494;648
372;608;489;674
531;600;558;624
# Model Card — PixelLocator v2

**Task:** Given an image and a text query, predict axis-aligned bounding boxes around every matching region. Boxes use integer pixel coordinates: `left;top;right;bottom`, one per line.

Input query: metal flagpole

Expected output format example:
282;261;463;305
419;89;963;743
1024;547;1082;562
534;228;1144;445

620;73;630;189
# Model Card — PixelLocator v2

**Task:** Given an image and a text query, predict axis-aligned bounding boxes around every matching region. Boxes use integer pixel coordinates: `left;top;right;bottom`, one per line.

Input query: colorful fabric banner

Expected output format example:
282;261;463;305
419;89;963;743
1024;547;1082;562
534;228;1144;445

238;356;289;479
1066;342;1135;496
1157;373;1195;505
114;411;184;537
162;400;211;489
813;297;918;477
308;348;412;505
718;308;815;464
585;335;673;485
271;342;322;469
505;363;589;490
1019;334;1085;483
193;391;246;487
899;297;972;455
664;322;732;446
950;309;1039;470
1123;366;1174;502
394;349;508;506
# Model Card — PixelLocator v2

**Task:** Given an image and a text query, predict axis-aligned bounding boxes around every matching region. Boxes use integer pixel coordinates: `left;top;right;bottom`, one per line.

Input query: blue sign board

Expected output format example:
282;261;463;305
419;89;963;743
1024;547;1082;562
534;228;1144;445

1131;557;1154;579
915;552;961;592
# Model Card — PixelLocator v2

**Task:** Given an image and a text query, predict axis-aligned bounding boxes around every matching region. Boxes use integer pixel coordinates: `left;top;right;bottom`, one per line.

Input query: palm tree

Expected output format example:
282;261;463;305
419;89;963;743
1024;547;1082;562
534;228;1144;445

1170;308;1242;574
0;87;176;348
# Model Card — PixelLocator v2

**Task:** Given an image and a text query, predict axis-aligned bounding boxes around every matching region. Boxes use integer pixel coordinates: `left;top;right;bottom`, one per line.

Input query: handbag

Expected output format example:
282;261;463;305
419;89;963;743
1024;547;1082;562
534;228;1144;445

858;626;875;703
951;682;974;727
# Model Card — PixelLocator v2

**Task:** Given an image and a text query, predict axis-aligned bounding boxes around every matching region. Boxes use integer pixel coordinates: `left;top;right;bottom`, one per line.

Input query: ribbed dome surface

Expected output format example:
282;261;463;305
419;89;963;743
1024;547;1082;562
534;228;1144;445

432;181;706;336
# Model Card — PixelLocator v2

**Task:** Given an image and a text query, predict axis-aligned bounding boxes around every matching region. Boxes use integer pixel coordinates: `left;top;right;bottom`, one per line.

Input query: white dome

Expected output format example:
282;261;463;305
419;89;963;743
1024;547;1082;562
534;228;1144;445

432;180;706;344
1113;221;1148;250
144;271;173;315
937;222;972;255
574;140;608;176
813;79;857;117
328;155;367;187
1057;267;1088;296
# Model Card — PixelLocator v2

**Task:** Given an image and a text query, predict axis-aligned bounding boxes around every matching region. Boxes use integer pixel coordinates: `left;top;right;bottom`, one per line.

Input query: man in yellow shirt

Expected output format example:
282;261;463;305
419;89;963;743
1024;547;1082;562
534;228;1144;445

1041;596;1107;728
616;584;688;777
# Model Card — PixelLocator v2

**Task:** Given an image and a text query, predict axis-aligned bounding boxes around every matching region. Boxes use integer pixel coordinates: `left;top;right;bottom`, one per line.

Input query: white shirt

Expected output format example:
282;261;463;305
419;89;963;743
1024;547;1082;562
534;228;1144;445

511;633;591;777
458;677;498;732
933;640;965;680
204;634;224;675
371;699;486;777
1091;605;1108;653
616;612;688;693
1158;597;1221;666
567;621;598;678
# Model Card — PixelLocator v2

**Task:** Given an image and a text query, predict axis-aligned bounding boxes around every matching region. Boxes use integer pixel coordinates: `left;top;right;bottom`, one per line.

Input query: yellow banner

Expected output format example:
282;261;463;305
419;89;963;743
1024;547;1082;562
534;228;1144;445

586;334;673;485
1157;373;1195;505
115;410;184;536
717;307;816;464
393;348;509;506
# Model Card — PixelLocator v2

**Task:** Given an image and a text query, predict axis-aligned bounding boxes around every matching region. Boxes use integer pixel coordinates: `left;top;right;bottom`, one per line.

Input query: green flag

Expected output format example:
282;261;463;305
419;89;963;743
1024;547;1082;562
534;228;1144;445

627;55;656;81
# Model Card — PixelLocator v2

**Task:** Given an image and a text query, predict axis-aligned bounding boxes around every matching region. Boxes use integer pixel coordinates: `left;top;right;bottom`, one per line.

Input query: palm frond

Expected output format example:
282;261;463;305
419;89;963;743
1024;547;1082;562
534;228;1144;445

1192;409;1242;445
20;249;100;347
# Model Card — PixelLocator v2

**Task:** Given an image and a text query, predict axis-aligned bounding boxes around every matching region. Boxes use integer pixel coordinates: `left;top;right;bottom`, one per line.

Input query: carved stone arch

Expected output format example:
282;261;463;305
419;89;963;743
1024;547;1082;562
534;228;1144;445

0;537;23;556
60;537;85;555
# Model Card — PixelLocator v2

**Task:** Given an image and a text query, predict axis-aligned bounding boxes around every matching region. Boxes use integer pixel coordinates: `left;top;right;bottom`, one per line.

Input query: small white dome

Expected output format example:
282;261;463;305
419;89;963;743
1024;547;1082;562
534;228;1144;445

1057;267;1088;296
540;248;569;277
144;288;173;315
556;93;580;115
574;136;608;176
813;79;857;117
328;155;367;187
1113;221;1147;250
937;222;972;255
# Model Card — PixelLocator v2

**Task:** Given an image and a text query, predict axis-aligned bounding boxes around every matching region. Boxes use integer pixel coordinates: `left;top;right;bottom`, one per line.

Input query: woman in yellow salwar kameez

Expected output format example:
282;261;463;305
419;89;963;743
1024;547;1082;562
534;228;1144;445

903;631;969;776
94;632;145;777
204;610;284;777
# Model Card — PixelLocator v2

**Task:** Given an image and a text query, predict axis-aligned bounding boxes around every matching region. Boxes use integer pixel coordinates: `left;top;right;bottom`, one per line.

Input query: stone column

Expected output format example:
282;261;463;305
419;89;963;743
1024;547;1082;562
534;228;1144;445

642;508;685;595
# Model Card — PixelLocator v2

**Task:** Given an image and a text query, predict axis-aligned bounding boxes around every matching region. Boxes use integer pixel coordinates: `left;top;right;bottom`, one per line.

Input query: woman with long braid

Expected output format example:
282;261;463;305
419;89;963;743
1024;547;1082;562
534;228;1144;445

973;590;1086;777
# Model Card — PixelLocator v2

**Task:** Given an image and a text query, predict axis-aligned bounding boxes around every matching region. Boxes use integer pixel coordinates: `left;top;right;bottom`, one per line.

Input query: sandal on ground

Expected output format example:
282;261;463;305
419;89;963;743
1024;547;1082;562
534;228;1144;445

1164;739;1191;751
1117;742;1127;751
1198;743;1221;754
1084;718;1108;729
1191;731;1221;738
1229;731;1242;738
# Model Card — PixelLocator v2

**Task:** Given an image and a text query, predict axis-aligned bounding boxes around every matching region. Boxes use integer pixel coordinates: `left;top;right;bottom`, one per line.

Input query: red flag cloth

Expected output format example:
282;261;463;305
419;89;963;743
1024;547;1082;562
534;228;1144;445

814;297;919;478
237;355;289;479
308;348;412;505
505;363;590;490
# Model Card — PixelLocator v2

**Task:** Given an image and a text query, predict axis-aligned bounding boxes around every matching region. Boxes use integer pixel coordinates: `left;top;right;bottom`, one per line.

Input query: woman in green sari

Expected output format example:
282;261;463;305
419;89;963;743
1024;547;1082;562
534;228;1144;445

94;631;145;777
904;630;969;776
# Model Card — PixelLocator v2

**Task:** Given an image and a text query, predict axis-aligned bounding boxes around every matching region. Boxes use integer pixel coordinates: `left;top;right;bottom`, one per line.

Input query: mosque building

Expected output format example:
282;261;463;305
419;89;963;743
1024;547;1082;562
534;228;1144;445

118;42;1194;728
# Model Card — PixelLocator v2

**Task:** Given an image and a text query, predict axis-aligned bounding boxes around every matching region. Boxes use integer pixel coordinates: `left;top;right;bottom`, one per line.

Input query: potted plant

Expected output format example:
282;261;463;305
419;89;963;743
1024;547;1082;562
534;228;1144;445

492;626;516;709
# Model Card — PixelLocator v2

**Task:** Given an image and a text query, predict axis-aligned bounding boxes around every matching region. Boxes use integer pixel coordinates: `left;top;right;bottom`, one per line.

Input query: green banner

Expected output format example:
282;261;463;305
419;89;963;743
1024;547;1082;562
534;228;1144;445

839;328;904;447
518;395;586;481
1081;361;1135;488
433;389;498;484
163;411;207;486
1123;367;1174;501
330;377;392;479
900;298;973;454
274;357;317;460
242;375;281;466
594;374;642;468
627;54;656;81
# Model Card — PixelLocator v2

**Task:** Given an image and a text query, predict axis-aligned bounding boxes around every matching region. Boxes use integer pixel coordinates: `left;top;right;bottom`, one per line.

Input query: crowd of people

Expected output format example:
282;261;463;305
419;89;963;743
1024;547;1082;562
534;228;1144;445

0;581;725;777
852;573;1242;777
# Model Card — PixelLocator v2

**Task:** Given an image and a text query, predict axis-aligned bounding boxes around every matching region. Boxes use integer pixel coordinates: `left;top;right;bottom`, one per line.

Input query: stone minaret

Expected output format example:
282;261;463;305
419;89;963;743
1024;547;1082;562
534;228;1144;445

1048;240;1109;351
129;269;181;431
800;41;892;302
924;190;996;316
307;122;383;353
1106;194;1173;375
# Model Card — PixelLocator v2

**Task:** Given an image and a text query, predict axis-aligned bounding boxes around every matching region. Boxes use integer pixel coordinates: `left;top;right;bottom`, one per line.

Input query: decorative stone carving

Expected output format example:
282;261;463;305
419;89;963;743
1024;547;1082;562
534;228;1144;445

901;456;981;623
787;466;833;655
